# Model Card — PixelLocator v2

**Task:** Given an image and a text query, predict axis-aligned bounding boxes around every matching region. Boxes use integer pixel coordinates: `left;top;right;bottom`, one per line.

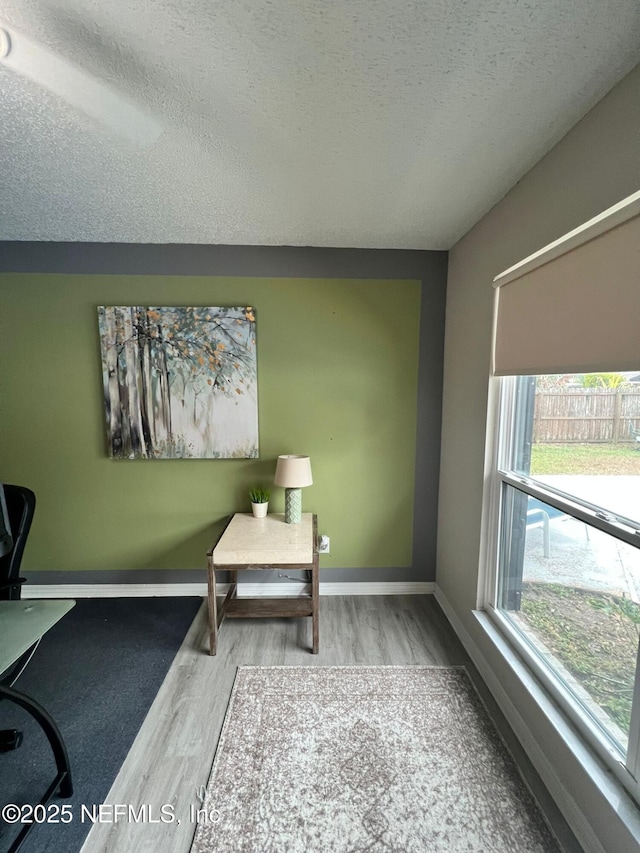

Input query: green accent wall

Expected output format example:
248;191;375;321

1;273;421;572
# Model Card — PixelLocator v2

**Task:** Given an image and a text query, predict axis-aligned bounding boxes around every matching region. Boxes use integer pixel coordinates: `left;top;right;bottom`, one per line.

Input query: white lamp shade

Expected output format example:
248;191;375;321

274;455;313;488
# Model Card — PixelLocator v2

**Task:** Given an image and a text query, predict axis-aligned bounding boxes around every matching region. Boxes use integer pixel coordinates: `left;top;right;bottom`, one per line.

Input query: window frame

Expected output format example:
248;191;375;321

483;375;640;804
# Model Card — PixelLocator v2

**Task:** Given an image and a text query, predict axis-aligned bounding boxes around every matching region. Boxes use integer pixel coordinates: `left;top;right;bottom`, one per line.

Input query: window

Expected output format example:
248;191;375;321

488;373;640;799
486;191;640;800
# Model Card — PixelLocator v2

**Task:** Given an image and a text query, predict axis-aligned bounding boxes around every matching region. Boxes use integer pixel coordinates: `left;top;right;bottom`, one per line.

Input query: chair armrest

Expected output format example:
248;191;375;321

0;577;26;592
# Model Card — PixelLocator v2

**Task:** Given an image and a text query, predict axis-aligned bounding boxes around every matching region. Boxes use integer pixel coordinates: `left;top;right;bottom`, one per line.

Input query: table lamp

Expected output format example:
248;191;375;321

274;455;313;523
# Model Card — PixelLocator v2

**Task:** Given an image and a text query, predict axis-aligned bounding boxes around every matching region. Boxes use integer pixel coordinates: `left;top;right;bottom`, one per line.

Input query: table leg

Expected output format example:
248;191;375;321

312;551;319;654
207;555;218;656
220;572;237;617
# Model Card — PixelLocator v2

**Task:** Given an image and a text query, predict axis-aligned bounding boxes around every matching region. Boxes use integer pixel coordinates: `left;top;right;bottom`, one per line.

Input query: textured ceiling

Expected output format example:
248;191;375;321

1;1;640;249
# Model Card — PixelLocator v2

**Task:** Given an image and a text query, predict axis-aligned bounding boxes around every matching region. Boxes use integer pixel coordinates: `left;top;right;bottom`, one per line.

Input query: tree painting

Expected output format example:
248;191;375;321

97;306;258;459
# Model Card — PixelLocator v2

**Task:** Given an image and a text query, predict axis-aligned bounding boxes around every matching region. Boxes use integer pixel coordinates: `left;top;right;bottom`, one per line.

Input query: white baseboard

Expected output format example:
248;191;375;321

435;584;614;853
23;581;435;599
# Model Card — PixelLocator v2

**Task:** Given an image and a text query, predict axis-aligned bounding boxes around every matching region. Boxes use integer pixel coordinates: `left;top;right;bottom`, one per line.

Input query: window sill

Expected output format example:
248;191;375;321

471;608;640;852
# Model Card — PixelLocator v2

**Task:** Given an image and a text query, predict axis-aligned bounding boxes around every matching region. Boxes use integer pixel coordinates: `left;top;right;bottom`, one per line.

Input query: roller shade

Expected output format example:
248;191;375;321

492;190;640;376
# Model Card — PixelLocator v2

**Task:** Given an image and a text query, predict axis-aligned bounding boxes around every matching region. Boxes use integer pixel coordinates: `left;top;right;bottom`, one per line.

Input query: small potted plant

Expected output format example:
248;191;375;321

249;486;270;518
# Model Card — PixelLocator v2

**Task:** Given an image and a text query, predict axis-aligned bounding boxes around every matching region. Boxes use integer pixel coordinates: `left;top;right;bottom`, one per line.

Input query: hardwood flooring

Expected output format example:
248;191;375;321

80;595;581;853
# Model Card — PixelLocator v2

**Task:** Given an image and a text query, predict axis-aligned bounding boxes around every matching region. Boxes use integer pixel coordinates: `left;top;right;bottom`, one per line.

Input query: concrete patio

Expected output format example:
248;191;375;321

524;475;640;601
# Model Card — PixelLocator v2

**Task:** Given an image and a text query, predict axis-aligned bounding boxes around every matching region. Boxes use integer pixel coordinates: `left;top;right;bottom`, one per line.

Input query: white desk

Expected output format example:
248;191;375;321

0;599;75;672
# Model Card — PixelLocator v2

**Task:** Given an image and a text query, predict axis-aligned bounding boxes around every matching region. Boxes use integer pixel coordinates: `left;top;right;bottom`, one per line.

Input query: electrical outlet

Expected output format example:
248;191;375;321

318;535;330;554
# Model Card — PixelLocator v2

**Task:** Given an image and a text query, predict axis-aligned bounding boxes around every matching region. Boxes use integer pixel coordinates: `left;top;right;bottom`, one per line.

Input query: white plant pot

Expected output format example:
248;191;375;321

251;501;268;518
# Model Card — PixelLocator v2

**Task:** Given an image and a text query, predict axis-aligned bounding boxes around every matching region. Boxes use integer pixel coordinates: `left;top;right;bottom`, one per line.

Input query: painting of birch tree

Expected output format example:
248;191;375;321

97;306;258;459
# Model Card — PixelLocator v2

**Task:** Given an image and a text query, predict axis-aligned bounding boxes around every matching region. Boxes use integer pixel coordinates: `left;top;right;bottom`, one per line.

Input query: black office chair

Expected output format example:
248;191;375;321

0;485;37;752
0;485;73;853
0;484;36;601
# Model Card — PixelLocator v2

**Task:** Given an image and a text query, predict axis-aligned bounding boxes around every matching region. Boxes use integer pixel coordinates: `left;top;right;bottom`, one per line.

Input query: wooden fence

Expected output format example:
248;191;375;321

534;390;640;443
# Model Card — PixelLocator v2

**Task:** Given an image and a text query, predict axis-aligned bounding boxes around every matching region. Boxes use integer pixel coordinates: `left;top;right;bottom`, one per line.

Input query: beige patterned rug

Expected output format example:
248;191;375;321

191;666;559;852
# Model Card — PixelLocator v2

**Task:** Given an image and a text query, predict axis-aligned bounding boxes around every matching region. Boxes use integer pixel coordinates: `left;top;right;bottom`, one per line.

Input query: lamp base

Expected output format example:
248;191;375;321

284;488;302;524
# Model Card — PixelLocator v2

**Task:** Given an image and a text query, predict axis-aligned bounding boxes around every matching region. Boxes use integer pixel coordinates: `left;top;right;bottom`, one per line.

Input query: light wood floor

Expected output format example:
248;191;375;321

80;596;581;853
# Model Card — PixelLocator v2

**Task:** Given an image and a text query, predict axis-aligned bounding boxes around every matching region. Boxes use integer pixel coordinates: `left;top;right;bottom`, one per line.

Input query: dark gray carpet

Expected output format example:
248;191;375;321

0;597;201;853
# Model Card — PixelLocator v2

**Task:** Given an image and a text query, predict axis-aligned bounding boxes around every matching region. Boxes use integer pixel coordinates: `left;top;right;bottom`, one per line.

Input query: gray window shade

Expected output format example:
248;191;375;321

492;191;640;376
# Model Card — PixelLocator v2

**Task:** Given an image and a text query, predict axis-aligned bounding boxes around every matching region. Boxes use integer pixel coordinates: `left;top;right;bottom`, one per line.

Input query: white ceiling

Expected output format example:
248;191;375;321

1;1;639;249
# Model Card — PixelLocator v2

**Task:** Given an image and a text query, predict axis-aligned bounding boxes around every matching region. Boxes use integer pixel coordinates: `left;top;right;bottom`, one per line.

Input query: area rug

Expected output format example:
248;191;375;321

191;666;559;853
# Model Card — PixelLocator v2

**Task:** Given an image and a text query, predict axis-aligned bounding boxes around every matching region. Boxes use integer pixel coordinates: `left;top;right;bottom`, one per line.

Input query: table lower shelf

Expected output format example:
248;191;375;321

221;597;314;619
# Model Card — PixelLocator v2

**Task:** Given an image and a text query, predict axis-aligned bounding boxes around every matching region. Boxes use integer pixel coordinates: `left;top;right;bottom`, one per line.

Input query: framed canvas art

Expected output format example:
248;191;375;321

97;306;258;459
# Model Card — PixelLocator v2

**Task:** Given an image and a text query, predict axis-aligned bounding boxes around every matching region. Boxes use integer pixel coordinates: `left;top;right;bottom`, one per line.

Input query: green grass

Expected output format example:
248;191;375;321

520;583;639;733
530;443;640;475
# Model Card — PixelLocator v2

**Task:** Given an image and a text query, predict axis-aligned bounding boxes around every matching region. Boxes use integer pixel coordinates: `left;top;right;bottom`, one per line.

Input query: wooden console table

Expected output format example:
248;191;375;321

206;513;319;656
